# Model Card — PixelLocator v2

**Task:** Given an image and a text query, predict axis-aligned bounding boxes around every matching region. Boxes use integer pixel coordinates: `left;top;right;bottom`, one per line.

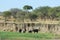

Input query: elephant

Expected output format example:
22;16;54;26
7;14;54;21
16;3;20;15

33;29;39;33
19;29;22;33
28;30;32;33
19;28;26;33
28;29;39;33
23;29;26;33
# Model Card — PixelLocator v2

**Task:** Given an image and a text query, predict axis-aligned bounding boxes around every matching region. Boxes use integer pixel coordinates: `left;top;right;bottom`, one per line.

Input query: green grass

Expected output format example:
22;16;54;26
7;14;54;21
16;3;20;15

0;31;56;40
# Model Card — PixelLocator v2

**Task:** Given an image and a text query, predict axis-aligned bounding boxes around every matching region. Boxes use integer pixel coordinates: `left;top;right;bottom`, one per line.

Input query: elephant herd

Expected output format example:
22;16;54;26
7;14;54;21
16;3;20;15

19;28;39;33
15;23;40;33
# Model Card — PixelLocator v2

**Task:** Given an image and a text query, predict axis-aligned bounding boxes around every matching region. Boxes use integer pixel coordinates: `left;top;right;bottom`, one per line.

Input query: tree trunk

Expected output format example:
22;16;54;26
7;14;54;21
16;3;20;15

4;17;6;27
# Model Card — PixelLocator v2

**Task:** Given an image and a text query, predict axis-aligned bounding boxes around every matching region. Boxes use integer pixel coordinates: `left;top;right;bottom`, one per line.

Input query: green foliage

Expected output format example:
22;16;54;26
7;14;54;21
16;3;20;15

29;13;38;21
10;8;22;18
23;5;33;10
3;11;11;17
33;6;60;20
16;11;26;20
1;6;60;20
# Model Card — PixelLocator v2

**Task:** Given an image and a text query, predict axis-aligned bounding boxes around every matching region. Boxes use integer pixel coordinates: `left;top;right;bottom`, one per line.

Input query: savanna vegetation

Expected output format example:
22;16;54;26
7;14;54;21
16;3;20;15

0;5;60;40
0;5;60;21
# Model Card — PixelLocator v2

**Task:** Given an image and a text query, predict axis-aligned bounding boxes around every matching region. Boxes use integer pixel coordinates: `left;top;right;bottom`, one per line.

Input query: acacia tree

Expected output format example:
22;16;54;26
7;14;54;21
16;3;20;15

23;5;33;20
23;5;33;12
22;5;33;31
23;5;33;21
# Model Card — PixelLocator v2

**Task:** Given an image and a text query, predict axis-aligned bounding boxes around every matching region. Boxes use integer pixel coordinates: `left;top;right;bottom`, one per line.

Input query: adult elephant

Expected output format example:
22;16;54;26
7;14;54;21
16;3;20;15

19;29;22;33
19;28;26;33
33;29;39;33
28;29;39;33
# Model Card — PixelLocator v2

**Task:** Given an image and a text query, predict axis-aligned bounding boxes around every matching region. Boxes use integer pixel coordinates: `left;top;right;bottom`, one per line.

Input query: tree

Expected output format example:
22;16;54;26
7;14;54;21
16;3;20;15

29;13;38;21
10;8;22;18
3;11;11;21
23;5;33;21
33;6;51;19
16;11;27;32
23;5;33;14
23;5;33;11
16;11;26;22
49;7;60;20
10;8;23;24
3;11;11;27
22;5;33;31
23;5;33;20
